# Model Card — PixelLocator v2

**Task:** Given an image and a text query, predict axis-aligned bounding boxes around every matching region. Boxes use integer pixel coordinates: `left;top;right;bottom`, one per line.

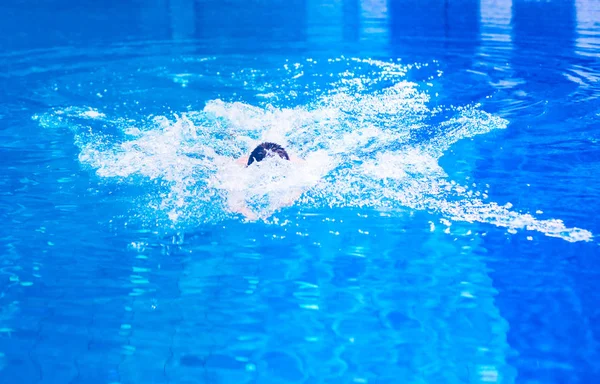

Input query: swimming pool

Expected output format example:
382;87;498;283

1;0;599;383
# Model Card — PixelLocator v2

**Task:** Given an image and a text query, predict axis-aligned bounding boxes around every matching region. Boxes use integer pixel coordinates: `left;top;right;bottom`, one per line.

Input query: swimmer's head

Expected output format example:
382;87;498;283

247;142;290;166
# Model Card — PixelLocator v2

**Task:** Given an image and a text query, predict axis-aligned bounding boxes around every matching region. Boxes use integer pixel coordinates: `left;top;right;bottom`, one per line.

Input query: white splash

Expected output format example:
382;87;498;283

35;58;593;242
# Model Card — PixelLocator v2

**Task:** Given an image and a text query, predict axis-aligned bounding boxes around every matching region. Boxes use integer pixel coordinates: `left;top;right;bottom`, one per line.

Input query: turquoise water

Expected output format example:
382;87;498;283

1;0;600;383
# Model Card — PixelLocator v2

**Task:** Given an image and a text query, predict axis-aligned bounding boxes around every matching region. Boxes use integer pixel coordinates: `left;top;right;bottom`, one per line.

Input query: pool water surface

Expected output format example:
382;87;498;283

1;0;600;383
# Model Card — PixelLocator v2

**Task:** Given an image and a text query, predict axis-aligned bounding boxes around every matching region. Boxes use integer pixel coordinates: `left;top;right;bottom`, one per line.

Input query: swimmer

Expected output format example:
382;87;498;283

235;142;300;166
230;142;304;220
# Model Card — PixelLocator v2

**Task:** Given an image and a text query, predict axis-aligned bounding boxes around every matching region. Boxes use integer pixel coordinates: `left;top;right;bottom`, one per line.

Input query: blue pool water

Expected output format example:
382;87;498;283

1;0;600;383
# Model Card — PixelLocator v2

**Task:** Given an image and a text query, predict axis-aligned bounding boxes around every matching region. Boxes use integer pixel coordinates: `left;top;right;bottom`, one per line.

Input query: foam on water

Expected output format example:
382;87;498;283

34;58;593;242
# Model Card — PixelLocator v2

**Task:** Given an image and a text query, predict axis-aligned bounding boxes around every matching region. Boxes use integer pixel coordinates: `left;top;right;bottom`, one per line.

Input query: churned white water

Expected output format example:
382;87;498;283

34;57;593;242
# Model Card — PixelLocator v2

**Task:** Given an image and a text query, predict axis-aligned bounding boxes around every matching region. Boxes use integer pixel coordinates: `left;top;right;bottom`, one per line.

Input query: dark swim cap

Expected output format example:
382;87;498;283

247;142;290;166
